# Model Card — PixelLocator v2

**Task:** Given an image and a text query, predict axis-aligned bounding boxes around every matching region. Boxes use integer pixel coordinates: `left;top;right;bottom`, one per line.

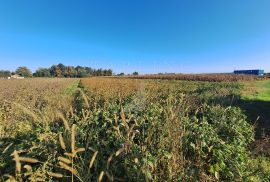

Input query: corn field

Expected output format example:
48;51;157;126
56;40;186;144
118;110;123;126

114;73;267;82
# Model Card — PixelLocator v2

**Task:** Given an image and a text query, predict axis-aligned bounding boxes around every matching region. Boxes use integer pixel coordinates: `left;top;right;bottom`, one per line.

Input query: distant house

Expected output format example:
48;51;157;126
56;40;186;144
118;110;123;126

234;70;264;76
11;74;25;79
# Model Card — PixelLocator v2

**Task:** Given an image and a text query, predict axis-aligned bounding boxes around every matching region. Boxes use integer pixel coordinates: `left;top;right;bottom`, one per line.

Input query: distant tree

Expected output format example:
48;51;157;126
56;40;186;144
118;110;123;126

79;70;89;77
103;69;108;76
57;63;66;73
85;67;94;76
100;69;113;76
75;66;89;78
92;69;97;76
50;65;62;77
15;66;32;77
132;71;139;75
96;68;102;76
21;63;114;78
0;70;11;77
118;72;125;76
107;69;113;76
64;66;76;77
34;68;51;77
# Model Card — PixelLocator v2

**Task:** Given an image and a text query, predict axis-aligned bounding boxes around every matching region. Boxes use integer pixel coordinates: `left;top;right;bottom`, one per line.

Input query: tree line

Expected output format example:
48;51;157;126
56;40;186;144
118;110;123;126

0;63;113;78
0;70;12;78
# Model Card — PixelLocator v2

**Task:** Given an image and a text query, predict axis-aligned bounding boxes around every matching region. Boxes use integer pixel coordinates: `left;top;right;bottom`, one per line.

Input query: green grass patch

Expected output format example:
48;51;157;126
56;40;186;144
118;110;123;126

62;79;80;95
240;80;270;136
242;80;270;101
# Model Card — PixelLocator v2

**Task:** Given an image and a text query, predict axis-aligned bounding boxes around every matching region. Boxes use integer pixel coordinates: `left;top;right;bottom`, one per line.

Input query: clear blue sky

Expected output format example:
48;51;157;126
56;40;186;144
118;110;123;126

0;0;269;74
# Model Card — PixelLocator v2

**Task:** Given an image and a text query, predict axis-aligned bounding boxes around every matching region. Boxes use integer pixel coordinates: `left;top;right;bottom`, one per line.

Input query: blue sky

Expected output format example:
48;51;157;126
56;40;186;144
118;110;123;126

0;0;269;74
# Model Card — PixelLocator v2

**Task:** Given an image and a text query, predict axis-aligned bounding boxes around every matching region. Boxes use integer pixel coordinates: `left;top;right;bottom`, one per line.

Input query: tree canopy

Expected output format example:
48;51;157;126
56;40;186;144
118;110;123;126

33;68;51;77
15;67;32;77
34;63;113;78
1;64;114;78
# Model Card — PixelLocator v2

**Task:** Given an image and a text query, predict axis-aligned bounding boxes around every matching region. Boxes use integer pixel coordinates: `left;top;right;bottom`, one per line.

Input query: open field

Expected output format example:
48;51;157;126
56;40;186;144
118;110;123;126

0;78;79;138
239;80;270;136
1;77;270;181
116;73;267;82
242;80;270;101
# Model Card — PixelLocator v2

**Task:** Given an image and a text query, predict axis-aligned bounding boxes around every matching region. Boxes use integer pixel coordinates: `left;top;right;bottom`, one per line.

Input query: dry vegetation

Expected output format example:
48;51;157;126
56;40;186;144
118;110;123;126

118;73;266;82
0;78;78;138
1;77;270;181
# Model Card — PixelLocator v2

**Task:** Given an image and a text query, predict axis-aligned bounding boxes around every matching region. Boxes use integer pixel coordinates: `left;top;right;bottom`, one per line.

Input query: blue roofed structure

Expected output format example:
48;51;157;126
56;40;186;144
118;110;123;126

234;70;264;76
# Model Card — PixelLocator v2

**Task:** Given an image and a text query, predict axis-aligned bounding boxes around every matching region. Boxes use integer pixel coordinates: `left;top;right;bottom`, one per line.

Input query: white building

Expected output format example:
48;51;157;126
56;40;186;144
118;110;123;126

11;75;24;79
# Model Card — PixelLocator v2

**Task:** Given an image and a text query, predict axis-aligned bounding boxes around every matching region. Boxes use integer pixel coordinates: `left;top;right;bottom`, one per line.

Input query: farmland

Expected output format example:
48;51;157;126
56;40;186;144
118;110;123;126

1;77;270;181
119;73;266;82
0;78;79;138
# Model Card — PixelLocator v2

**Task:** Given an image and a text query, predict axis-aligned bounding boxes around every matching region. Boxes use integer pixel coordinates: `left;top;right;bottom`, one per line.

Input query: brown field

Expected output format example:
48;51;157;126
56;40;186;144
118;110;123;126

115;73;266;82
0;78;78;138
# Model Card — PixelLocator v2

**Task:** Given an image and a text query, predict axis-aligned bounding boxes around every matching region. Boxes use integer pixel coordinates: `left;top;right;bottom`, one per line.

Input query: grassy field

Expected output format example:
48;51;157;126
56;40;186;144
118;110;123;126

242;80;270;101
239;80;270;137
1;77;270;181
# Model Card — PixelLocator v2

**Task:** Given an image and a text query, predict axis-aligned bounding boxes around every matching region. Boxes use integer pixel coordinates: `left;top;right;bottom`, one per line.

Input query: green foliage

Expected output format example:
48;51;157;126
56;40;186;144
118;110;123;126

34;68;51;77
183;105;254;180
244;156;270;181
35;63;113;78
15;66;32;77
0;78;270;181
242;80;270;101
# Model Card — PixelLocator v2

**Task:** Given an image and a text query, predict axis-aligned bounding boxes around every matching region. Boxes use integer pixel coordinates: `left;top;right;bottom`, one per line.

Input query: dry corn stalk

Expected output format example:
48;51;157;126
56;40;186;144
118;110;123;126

98;171;105;182
2;143;13;154
59;133;67;150
59;161;78;175
115;148;125;157
18;157;39;163
23;165;32;171
58;156;72;164
48;172;64;178
89;151;98;169
13;150;21;174
71;124;76;153
75;148;85;153
58;112;71;131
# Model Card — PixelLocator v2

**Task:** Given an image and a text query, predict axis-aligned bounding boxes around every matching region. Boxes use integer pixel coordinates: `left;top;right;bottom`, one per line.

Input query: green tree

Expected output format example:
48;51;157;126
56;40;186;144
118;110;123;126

96;68;102;76
85;67;94;76
34;68;51;77
75;66;89;78
15;66;32;77
64;66;76;77
132;71;139;75
57;63;66;74
105;69;112;76
50;65;62;77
